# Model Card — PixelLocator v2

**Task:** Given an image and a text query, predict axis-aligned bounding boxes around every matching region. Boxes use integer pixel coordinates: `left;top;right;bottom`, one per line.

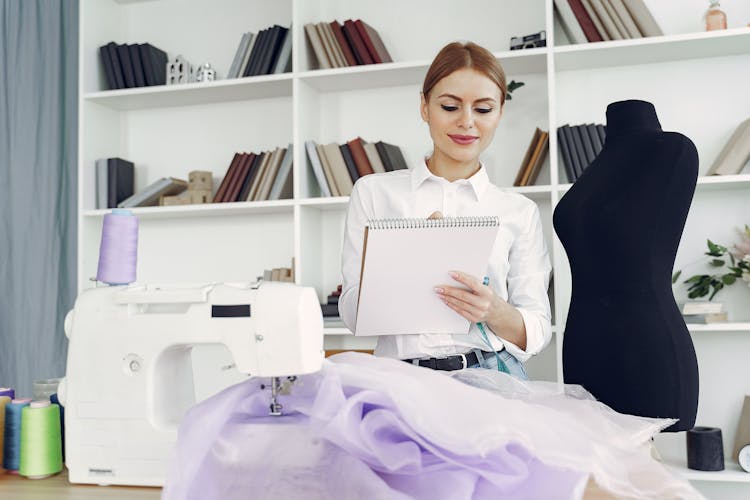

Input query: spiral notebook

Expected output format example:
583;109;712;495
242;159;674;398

355;216;500;336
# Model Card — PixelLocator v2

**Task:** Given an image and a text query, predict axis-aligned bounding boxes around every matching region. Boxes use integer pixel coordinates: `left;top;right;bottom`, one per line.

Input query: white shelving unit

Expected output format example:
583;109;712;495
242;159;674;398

78;0;750;493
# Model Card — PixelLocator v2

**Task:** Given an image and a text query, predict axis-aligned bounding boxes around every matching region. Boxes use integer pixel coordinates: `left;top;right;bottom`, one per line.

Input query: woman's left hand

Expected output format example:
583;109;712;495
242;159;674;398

434;271;501;323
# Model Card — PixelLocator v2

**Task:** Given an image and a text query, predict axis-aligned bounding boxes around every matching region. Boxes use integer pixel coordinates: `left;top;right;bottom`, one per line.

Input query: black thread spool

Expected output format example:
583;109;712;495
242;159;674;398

686;426;725;471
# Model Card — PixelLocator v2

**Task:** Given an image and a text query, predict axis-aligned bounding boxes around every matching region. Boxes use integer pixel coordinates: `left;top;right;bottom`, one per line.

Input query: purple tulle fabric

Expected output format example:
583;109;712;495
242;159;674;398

163;352;700;500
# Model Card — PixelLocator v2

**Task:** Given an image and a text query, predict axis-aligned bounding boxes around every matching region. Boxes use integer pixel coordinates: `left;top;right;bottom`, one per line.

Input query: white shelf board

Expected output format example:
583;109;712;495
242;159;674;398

687;322;750;333
82;199;295;220
664;459;750;483
298;48;548;93
558;175;750;193
555;27;750;72
502;185;554;201
84;74;294;111
297;196;350;211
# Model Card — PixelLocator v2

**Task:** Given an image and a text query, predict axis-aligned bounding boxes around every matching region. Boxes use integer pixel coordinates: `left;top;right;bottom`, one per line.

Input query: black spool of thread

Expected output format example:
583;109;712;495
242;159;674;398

686;426;724;471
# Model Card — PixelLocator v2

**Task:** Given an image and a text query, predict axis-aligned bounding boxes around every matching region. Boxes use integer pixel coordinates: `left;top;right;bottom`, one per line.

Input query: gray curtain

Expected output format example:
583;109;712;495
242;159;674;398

0;0;78;396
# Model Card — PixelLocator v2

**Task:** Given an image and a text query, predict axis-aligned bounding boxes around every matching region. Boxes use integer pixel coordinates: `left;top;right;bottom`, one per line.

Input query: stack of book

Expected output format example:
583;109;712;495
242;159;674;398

557;123;606;183
95;157;134;209
213;145;293;203
513;128;550;187
681;301;728;324
706;117;750;176
305;138;407;197
305;19;392;69
99;42;168;90
226;25;292;79
554;0;662;44
321;285;342;318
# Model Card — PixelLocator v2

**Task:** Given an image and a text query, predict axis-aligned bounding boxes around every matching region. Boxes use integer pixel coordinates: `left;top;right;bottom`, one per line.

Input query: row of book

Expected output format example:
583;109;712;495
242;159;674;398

227;24;292;79
305;19;392;70
99;42;168;90
681;301;728;324
557;123;607;183
261;258;295;283
321;285;342;318
513;128;550;187
554;0;662;44
213;146;293;203
306;138;407;197
96;157;134;209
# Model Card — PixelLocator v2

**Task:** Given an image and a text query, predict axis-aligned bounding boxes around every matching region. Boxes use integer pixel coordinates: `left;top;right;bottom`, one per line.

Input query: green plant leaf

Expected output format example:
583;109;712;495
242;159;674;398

706;239;727;257
722;274;737;285
672;270;682;283
710;259;725;267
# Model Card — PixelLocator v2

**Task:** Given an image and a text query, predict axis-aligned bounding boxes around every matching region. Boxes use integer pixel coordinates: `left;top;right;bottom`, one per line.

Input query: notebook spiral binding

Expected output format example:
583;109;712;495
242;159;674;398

368;216;500;230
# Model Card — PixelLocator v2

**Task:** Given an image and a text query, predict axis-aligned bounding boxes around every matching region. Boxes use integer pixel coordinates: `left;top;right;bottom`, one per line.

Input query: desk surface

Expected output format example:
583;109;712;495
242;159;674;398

0;469;161;499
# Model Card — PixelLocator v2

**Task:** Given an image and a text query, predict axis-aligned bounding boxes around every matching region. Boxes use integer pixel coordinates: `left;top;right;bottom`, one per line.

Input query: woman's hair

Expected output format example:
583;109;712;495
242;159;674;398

422;41;507;106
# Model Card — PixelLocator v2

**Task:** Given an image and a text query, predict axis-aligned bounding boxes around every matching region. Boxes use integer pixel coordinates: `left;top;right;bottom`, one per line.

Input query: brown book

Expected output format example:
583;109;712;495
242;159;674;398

225;153;254;202
524;131;550;186
330;20;358;66
354;19;392;63
321;142;354;196
316;143;340;196
342;19;373;65
347;137;375;177
238;153;263;201
212;152;242;202
513;128;541;186
567;0;604;42
319;22;347;68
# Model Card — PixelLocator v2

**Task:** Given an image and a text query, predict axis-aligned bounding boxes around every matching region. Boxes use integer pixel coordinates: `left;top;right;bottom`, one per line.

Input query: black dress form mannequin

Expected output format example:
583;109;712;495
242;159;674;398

553;100;699;432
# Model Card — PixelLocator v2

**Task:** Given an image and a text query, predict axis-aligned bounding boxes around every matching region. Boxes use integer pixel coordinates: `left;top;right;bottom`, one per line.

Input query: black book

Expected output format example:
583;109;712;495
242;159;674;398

587;123;603;155
107;158;135;208
237;154;263;202
327;294;339;305
557;126;576;183
257;25;282;76
99;44;117;90
244;29;269;77
264;25;289;75
577;124;596;164
375;141;408;171
106;42;126;89
339;143;360;183
596;124;607;145
116;44;137;88
560;125;582;181
128;44;146;87
139;43;168;86
320;303;339;317
341;21;364;65
568;125;588;178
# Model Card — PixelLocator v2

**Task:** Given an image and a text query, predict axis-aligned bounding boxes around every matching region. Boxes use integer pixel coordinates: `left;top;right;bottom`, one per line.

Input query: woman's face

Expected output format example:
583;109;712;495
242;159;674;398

420;68;503;166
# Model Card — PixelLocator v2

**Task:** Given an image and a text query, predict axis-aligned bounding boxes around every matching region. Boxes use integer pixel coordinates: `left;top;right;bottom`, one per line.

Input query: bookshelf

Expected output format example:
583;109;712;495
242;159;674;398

78;0;750;493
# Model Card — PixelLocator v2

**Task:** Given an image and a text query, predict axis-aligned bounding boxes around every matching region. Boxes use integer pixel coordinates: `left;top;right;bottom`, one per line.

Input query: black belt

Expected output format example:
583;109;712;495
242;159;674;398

403;350;496;371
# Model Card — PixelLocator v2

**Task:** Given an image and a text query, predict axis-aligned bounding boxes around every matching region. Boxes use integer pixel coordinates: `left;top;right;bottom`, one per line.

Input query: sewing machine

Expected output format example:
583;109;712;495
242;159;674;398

56;280;324;487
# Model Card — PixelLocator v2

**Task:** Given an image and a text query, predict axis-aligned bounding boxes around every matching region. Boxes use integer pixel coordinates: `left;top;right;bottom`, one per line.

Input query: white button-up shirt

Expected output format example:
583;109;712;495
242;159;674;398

338;158;552;363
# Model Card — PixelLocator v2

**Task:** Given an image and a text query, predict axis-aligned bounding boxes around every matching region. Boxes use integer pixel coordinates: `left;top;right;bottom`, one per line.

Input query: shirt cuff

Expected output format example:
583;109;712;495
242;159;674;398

500;307;551;364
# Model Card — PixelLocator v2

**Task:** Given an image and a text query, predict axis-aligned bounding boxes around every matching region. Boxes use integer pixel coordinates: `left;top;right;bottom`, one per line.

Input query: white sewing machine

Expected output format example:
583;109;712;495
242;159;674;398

57;280;324;487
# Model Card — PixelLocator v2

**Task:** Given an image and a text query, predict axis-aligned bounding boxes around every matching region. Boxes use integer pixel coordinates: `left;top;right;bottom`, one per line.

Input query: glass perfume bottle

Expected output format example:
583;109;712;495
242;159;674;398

705;0;727;31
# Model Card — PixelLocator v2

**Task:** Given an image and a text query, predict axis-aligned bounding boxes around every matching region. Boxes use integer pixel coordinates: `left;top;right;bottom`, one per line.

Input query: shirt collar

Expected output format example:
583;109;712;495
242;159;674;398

411;156;491;201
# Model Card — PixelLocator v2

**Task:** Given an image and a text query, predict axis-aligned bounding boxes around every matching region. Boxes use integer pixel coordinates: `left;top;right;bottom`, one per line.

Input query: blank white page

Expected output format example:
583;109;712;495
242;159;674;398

355;217;499;336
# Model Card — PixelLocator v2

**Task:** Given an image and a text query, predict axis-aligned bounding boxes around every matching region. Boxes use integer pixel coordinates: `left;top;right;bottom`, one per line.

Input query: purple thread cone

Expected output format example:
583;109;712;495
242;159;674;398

97;210;138;285
0;388;14;399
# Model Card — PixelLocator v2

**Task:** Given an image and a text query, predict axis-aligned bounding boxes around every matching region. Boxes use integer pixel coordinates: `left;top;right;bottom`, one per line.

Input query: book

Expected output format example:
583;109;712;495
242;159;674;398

343;19;374;65
560;125;583;180
321;142;354;196
609;0;643;38
375;141;408;171
581;0;611;41
339;144;361;184
106;42;126;89
106;157;135;208
237;33;258;78
568;125;588;177
681;301;723;315
577;124;597;164
238;153;264;202
602;0;629;39
272;28;293;74
567;0;604;42
554;0;588;44
117;177;187;208
128;44;147;87
316;143;340;196
355;216;500;336
213;153;242;203
99;44;117;90
363;141;386;174
706;117;750;176
319;22;346;68
347;137;375;177
354;20;393;63
116;44;137;88
589;0;624;40
304;23;331;69
683;312;728;324
557;126;577;183
138;43;168;86
305;140;332;197
522;131;550;186
621;0;663;37
330;20;358;66
514;128;542;186
228;32;251;79
268;145;294;200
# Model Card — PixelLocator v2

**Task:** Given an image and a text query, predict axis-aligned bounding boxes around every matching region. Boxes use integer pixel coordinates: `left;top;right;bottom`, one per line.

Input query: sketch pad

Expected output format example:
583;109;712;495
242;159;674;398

355;216;500;336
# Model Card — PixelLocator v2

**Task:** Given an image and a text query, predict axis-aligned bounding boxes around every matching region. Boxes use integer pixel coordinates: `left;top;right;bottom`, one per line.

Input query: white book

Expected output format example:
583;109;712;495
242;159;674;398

355;216;500;336
227;32;250;79
609;0;643;38
268;145;294;200
707;117;750;176
95;158;108;209
554;0;588;44
681;301;723;315
621;0;663;37
305;140;332;197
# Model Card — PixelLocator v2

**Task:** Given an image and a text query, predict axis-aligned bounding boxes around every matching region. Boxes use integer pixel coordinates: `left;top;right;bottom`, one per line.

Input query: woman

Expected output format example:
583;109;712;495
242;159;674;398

338;41;552;379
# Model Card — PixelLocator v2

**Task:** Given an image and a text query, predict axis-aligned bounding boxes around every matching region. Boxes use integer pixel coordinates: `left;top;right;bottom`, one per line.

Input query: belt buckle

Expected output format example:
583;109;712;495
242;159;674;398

458;353;467;370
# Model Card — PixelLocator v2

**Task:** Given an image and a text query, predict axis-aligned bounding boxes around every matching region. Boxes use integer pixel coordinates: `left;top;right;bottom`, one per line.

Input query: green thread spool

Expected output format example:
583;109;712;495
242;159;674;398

18;400;63;479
